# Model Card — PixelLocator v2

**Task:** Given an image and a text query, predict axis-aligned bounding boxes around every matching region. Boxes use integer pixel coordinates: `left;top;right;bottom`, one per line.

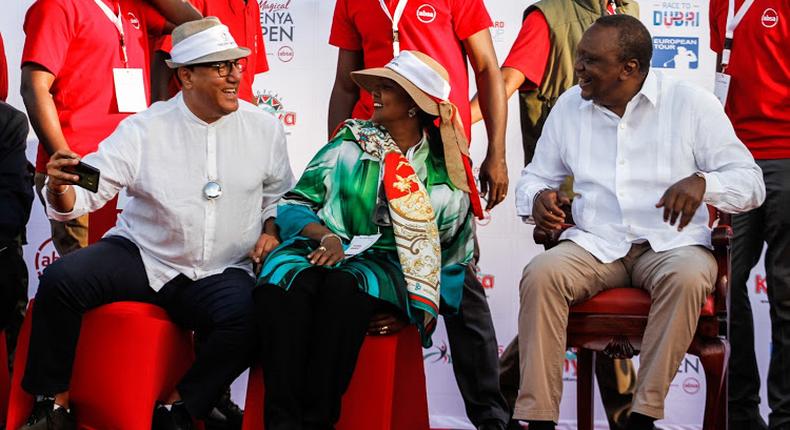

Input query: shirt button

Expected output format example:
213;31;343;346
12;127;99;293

618;159;625;165
619;123;626;130
618;191;625;197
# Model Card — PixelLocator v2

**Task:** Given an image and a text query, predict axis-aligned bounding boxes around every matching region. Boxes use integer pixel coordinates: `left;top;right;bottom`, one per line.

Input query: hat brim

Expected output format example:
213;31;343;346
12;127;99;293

165;46;252;69
351;68;439;116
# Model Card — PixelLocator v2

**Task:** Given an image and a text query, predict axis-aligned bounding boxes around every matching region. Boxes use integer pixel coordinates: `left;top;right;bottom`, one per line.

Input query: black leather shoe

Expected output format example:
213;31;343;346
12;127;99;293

205;390;243;430
19;399;76;430
152;402;194;430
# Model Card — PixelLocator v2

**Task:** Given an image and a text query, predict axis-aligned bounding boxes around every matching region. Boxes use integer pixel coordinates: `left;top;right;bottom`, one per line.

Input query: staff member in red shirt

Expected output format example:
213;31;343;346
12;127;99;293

1;33;8;102
20;0;200;257
151;0;269;103
327;1;509;429
710;1;790;429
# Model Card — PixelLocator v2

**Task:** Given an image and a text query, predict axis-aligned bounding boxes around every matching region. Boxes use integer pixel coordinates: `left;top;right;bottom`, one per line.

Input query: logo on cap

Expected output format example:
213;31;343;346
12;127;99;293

127;12;140;30
416;4;437;23
761;8;779;28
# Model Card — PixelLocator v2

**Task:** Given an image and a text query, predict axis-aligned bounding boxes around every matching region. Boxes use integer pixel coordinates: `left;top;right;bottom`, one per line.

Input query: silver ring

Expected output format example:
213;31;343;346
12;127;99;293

317;246;327;252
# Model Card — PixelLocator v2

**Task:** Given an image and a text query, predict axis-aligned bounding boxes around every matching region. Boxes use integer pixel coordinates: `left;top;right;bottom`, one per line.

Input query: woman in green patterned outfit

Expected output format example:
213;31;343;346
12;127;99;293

253;51;483;430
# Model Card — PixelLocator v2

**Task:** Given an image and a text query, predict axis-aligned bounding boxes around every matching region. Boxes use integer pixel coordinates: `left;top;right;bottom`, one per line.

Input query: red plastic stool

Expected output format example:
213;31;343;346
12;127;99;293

242;326;429;430
6;301;195;430
1;331;9;426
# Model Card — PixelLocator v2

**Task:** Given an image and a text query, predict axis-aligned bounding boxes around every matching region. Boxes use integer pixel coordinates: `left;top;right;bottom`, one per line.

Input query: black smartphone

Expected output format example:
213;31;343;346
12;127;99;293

62;161;101;193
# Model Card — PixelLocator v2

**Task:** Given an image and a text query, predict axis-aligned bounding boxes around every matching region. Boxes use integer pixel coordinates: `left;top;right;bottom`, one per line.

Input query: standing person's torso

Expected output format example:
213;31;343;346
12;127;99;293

330;0;493;139
710;0;790;159
22;0;164;172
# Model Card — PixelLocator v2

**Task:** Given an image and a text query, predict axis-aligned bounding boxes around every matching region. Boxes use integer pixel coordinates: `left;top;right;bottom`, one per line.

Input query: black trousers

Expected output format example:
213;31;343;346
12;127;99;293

729;159;790;428
254;267;377;430
21;236;256;418
443;264;510;426
1;236;29;371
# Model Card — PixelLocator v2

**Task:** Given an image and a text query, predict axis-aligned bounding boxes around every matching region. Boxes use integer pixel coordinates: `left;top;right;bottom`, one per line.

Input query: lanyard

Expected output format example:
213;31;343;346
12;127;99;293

378;0;409;57
722;0;756;68
93;0;129;67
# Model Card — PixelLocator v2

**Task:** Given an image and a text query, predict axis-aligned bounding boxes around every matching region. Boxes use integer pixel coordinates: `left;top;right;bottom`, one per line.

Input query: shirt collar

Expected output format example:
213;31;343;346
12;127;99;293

578;70;659;111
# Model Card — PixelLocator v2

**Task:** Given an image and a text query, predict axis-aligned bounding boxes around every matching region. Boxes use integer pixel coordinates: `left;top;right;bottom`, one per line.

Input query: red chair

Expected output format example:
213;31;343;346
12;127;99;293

1;331;9;427
242;326;430;430
533;208;731;430
6;301;195;430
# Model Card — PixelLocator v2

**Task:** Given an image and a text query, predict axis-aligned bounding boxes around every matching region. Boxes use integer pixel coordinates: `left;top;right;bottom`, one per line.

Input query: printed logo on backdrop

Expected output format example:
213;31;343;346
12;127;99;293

475;269;496;290
671;357;702;396
416;4;437;23
563;349;578;381
260;0;295;62
255;90;297;132
491;20;506;44
754;273;769;304
424;341;452;364
762;8;779;28
652;37;699;70
34;238;59;277
651;1;702;28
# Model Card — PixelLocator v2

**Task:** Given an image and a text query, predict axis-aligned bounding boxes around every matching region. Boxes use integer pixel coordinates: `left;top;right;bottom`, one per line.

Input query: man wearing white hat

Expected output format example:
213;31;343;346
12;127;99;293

19;17;294;430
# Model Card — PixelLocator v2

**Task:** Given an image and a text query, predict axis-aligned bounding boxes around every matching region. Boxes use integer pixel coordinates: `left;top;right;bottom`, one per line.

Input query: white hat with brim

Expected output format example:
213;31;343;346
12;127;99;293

165;17;251;68
350;51;475;197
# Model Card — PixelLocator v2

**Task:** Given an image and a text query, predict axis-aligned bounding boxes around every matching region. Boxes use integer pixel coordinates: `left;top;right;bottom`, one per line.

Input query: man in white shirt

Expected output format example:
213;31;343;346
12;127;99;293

513;15;765;430
20;18;294;430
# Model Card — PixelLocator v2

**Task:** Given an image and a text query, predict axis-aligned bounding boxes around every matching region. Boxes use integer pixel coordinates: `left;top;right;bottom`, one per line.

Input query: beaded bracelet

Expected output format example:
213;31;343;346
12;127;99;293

320;233;341;245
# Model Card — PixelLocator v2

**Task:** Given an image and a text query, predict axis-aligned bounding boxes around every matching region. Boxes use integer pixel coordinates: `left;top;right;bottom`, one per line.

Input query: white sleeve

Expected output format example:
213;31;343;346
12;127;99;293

514;98;572;218
691;89;766;214
46;119;140;221
261;121;296;224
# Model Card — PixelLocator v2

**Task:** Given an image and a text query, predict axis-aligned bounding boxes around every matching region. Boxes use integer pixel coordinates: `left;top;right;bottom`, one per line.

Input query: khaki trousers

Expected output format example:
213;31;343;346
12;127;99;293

514;241;716;422
34;173;89;256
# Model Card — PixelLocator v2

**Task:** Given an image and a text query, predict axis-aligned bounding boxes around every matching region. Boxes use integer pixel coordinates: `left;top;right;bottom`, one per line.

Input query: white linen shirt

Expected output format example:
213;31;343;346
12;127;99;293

515;71;765;264
47;94;296;290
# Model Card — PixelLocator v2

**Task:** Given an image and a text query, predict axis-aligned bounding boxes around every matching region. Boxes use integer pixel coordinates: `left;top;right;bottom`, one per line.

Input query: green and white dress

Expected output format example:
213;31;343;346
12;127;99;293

258;120;474;345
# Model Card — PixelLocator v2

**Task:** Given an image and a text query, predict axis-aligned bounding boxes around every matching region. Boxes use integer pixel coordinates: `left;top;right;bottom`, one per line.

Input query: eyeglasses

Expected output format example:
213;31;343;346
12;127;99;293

195;58;247;77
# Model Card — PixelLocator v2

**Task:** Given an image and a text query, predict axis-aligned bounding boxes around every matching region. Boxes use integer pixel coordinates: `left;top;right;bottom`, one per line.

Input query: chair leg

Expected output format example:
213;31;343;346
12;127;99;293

692;336;729;430
576;348;595;430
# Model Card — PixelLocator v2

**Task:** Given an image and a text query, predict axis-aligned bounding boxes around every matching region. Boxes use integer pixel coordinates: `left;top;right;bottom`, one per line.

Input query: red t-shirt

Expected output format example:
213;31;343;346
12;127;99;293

0;33;7;102
502;10;550;91
330;0;492;140
22;0;165;172
156;0;269;103
710;0;790;159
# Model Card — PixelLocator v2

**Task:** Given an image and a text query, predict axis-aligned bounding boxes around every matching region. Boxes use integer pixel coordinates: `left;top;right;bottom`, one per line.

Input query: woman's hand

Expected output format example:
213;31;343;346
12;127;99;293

307;235;344;266
367;311;408;336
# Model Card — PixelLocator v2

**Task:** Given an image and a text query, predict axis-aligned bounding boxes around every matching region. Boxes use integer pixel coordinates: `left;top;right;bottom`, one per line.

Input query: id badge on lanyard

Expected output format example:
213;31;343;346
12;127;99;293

94;0;147;113
378;0;409;58
715;0;756;107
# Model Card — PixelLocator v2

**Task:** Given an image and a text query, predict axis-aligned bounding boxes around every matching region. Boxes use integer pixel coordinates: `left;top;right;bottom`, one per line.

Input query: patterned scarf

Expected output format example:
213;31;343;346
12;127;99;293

344;120;442;333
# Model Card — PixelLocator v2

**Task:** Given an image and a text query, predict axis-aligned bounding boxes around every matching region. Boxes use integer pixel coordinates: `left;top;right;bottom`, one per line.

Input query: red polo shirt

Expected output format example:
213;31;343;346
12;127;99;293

330;0;492;140
501;10;551;91
157;0;269;103
22;0;165;172
0;33;7;102
710;0;790;159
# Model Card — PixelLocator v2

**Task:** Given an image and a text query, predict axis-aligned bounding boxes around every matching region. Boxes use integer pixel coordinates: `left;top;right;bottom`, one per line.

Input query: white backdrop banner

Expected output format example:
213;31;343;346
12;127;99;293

0;0;770;428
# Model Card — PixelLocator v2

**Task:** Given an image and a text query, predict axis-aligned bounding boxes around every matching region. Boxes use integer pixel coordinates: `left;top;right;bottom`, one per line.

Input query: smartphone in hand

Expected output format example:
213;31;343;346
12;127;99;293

62;161;101;193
